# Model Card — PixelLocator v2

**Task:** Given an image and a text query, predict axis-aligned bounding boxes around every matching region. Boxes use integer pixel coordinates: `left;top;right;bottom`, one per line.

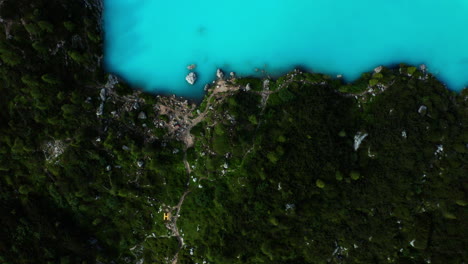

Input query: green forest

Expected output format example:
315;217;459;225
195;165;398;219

0;1;466;263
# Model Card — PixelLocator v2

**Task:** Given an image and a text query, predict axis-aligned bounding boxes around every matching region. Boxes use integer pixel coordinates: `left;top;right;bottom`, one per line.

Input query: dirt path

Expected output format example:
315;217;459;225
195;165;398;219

162;77;244;263
161;73;292;263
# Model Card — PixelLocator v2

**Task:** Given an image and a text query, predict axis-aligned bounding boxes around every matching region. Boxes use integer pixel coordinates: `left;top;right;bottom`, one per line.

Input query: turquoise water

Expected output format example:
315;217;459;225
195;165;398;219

104;0;468;98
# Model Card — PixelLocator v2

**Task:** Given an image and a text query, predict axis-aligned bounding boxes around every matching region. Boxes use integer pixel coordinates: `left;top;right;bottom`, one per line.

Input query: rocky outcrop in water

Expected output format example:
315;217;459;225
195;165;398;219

185;72;197;85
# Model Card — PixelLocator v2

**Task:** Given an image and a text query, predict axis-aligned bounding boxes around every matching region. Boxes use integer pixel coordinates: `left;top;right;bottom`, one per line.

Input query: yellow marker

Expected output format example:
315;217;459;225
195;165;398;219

163;213;171;221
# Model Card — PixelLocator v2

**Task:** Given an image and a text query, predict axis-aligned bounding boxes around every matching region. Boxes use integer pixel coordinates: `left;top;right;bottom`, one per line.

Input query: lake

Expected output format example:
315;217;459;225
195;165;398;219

104;0;468;98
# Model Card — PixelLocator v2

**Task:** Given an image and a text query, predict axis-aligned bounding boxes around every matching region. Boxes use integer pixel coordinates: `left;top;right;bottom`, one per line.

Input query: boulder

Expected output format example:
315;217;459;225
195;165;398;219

216;68;224;79
418;105;428;116
138;111;147;120
187;64;196;70
374;66;383;73
185;72;197;85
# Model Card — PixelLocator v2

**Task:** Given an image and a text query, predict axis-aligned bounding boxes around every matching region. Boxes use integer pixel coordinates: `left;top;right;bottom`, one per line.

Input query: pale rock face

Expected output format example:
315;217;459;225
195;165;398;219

354;132;368;151
216;68;224;79
185;72;197;85
374;66;383;73
245;83;251;91
96;103;104;116
99;88;106;101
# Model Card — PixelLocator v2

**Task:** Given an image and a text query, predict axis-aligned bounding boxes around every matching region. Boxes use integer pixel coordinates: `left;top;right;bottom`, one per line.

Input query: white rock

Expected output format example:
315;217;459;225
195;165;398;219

374;66;383;73
354;132;368;151
185;72;197;85
418;105;428;116
99;88;106;101
216;68;224;79
435;144;444;155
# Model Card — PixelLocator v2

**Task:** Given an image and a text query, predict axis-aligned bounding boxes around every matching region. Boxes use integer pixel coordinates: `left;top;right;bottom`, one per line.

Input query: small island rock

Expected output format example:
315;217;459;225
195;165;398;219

185;72;197;85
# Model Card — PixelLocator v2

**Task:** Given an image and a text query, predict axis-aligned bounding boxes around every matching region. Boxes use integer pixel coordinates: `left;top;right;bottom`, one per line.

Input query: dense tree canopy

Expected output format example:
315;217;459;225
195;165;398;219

0;0;466;263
